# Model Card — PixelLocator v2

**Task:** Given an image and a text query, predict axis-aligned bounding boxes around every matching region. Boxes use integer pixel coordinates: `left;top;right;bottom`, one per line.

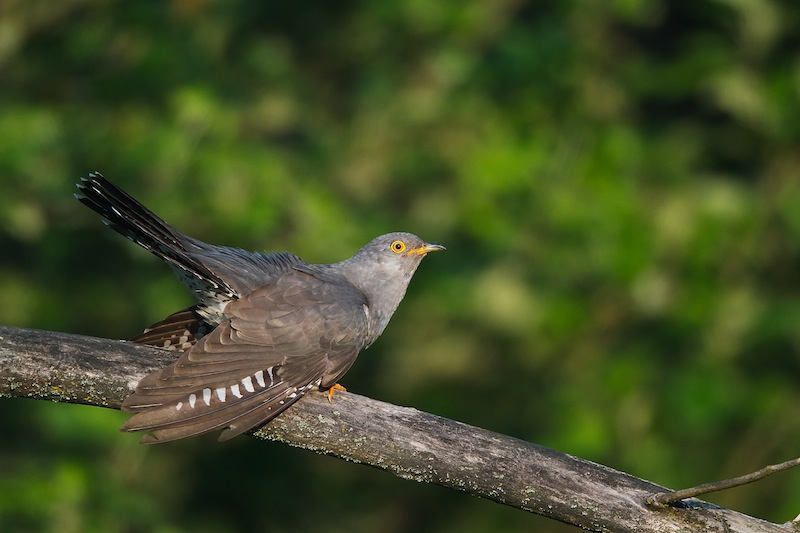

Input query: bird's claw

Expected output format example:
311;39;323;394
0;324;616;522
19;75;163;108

326;383;347;403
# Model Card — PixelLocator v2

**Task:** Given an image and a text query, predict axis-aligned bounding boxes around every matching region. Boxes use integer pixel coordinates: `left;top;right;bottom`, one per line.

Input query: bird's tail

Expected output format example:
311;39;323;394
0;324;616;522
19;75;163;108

75;172;234;299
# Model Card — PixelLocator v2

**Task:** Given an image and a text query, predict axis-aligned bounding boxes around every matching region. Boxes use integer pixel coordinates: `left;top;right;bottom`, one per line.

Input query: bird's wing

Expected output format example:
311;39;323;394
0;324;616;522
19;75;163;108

121;269;369;444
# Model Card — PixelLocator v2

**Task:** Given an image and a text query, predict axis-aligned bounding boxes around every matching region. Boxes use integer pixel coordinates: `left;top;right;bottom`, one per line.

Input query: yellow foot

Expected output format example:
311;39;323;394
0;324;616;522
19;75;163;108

326;383;347;403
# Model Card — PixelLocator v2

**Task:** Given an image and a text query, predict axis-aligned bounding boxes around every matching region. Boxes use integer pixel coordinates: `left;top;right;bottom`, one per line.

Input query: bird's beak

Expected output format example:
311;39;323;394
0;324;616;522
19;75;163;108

406;242;446;256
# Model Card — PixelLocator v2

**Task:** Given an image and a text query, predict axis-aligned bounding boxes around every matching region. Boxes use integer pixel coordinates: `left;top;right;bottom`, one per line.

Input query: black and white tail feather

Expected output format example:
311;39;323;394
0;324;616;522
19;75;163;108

76;173;237;303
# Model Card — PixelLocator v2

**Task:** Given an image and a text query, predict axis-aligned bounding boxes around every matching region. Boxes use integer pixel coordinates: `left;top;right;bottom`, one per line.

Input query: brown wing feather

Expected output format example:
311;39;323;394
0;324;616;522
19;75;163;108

125;353;328;443
120;269;369;443
130;305;211;351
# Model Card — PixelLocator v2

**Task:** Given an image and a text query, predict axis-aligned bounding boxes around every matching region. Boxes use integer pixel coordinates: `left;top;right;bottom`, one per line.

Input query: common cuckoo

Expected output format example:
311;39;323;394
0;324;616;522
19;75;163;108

76;172;444;444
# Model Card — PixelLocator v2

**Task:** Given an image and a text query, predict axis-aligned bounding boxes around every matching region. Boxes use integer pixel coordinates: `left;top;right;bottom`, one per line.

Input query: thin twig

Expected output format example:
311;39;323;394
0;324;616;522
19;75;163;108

647;457;800;507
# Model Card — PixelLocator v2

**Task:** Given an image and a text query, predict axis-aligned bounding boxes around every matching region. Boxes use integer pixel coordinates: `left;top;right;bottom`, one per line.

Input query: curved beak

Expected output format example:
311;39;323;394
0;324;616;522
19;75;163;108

406;242;446;256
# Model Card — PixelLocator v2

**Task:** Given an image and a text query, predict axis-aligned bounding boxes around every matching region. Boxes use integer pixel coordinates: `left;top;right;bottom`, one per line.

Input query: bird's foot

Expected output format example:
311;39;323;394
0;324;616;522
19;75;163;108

326;383;347;403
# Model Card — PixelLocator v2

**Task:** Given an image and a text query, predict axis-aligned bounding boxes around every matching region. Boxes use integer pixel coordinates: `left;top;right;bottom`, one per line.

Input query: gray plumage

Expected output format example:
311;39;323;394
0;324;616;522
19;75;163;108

75;172;443;444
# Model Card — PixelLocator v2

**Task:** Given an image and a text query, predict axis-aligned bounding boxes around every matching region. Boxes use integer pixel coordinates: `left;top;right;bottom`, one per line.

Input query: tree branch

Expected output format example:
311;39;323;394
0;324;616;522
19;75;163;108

647;458;800;507
0;325;794;532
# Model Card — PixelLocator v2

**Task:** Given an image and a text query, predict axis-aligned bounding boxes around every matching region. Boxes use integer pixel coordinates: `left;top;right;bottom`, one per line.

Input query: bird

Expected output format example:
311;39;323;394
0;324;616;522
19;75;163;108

75;172;444;444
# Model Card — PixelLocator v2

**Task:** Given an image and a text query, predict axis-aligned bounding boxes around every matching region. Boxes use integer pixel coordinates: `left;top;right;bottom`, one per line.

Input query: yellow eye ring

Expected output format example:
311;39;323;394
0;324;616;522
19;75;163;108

390;240;406;254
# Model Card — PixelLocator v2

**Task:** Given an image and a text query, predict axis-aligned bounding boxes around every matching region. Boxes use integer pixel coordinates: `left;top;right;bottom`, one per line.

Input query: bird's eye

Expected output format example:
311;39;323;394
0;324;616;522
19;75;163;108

390;240;406;254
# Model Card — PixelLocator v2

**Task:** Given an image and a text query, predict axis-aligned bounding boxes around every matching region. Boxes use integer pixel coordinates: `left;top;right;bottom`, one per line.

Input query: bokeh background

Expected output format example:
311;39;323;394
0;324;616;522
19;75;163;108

2;1;800;531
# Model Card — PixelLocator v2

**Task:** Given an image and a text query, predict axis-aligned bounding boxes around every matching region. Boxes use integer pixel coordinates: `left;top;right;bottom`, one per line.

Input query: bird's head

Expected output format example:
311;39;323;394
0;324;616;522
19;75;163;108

352;232;445;277
340;232;445;340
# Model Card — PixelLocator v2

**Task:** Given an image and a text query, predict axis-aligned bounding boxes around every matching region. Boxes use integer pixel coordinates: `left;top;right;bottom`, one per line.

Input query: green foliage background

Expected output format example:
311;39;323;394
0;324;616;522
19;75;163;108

2;1;800;531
